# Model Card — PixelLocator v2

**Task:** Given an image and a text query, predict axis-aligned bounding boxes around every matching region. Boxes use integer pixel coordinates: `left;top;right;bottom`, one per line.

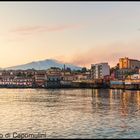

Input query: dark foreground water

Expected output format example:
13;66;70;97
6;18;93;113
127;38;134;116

0;88;140;139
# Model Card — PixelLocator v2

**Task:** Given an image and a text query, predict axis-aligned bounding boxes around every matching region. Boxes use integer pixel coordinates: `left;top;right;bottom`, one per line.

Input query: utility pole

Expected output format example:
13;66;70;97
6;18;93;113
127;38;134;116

64;64;65;77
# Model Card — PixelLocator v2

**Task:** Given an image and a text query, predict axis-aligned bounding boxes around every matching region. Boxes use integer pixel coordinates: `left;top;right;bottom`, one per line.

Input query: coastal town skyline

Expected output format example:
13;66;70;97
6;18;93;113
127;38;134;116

0;2;140;68
1;2;140;139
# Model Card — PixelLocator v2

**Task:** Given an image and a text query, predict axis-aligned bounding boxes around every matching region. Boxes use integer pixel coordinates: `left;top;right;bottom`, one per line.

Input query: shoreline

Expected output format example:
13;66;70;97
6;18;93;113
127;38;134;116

0;86;139;91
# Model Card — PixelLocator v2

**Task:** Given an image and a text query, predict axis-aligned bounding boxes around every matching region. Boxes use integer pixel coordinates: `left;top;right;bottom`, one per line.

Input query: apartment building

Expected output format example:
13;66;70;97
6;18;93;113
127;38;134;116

91;63;110;79
119;57;140;69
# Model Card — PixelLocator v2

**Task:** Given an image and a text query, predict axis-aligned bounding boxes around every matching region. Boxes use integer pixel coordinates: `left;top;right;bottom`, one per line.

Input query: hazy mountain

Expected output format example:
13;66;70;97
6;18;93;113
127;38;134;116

5;59;82;70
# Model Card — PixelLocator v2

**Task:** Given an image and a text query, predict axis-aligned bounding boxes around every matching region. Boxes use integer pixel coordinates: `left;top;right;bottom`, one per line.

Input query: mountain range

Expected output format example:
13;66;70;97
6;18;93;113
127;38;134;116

5;59;82;70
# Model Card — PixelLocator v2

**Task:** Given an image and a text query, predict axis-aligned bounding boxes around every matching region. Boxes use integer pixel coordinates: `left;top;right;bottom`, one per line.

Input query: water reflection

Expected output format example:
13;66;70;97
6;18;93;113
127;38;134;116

0;88;139;138
91;89;140;116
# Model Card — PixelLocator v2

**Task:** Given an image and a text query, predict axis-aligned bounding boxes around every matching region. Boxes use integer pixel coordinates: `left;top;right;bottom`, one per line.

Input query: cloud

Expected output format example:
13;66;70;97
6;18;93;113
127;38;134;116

68;39;140;68
10;24;83;35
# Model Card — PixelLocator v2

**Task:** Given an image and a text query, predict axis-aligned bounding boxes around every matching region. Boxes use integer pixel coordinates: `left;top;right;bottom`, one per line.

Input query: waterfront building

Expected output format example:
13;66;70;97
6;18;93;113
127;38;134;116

60;70;77;87
110;80;125;89
75;73;89;81
130;74;140;80
75;71;91;81
119;57;140;69
0;70;15;79
0;70;35;87
61;72;76;81
91;63;110;79
114;69;137;80
0;70;14;87
47;67;61;75
45;67;61;88
0;77;33;87
34;70;46;87
12;77;33;87
124;79;140;90
111;58;140;80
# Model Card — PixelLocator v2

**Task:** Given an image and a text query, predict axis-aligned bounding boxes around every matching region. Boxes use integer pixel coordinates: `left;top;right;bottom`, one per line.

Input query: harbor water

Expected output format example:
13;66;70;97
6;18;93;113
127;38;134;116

0;88;140;138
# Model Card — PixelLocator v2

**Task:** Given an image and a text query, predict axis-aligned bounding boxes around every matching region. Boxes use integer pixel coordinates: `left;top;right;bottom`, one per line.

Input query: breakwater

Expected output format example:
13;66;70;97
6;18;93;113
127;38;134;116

0;80;140;90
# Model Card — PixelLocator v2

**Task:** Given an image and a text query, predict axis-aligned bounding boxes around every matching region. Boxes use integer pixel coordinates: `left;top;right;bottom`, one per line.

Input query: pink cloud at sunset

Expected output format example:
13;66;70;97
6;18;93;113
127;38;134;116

10;24;83;35
67;39;140;68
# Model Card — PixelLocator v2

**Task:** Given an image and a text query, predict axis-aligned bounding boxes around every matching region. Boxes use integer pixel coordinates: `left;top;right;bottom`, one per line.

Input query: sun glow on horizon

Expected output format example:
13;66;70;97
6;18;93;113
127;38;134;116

0;2;140;68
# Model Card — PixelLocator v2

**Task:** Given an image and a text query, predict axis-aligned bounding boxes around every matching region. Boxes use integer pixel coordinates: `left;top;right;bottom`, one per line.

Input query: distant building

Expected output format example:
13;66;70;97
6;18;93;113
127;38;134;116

115;69;134;80
0;77;33;88
119;57;140;69
115;57;140;80
34;70;46;87
130;74;140;80
91;63;110;79
61;71;77;81
45;67;61;88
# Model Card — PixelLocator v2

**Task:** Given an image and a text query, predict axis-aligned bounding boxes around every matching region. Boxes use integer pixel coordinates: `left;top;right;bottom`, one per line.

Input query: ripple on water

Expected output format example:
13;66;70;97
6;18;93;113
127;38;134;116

0;88;139;138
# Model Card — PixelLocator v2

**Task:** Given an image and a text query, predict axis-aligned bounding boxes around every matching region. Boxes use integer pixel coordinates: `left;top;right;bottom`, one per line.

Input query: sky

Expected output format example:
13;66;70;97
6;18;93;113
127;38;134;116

0;2;140;68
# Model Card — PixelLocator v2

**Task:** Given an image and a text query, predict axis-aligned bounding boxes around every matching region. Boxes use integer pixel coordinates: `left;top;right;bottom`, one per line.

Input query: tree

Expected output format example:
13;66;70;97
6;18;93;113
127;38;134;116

16;72;26;77
81;67;87;73
27;73;34;78
72;69;81;73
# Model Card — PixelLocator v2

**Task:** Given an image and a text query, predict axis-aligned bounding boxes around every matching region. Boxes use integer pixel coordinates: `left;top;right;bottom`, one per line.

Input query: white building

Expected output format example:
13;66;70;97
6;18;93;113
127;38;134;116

129;69;140;79
130;74;140;79
91;63;110;79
